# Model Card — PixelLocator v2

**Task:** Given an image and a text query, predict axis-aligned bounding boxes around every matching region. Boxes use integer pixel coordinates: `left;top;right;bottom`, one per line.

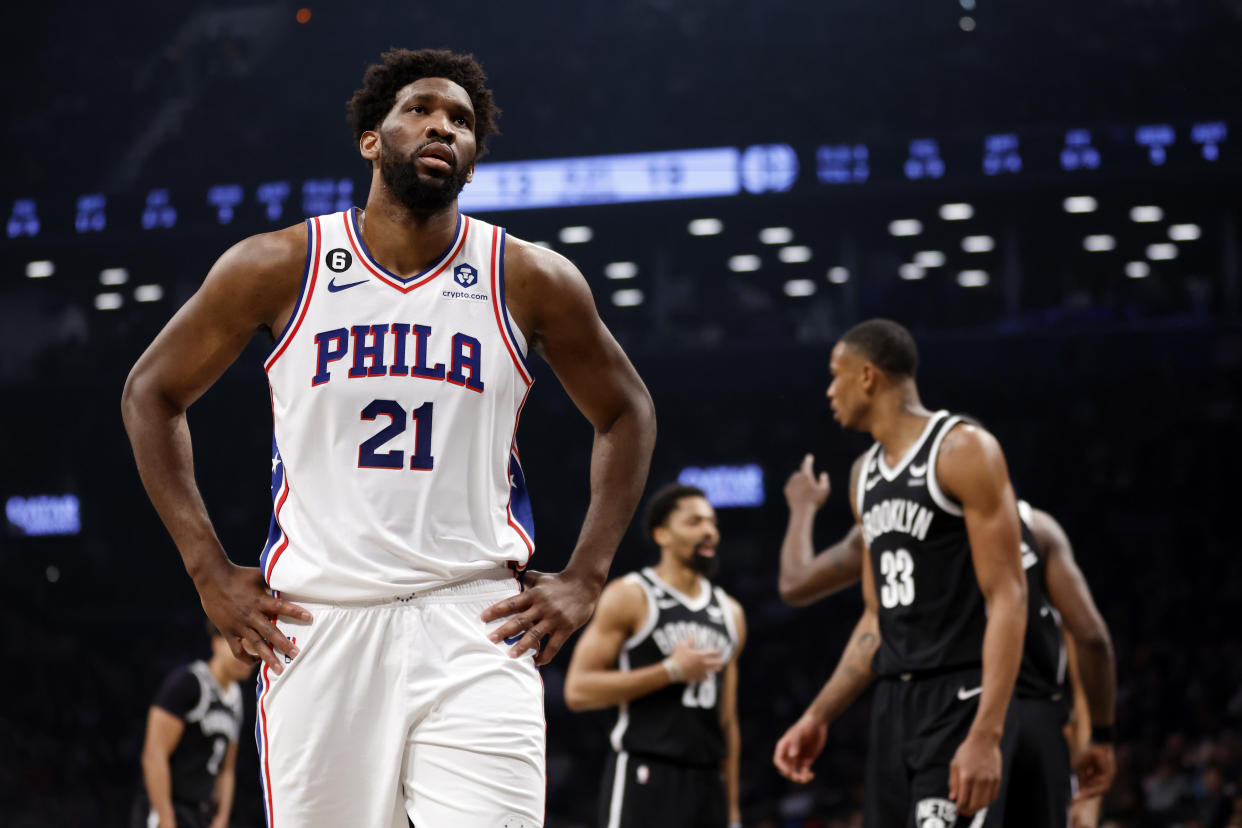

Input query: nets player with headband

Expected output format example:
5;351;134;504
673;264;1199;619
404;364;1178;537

122;48;656;827
772;319;1029;827
775;462;1117;826
564;483;746;828
131;620;250;828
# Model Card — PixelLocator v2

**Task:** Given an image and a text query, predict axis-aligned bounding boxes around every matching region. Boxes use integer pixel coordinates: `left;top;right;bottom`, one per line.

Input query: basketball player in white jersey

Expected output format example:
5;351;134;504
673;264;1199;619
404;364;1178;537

122;48;656;827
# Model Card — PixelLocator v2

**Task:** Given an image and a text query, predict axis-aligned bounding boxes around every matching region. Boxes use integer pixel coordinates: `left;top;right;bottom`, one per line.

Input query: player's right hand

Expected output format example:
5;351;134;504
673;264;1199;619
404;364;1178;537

669;639;724;682
194;559;311;675
773;714;828;783
785;454;831;512
1073;742;1116;800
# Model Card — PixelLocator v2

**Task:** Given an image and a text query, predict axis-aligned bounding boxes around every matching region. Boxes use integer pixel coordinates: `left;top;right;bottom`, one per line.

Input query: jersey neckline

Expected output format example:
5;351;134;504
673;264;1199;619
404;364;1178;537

344;206;468;292
642;566;712;612
877;409;948;482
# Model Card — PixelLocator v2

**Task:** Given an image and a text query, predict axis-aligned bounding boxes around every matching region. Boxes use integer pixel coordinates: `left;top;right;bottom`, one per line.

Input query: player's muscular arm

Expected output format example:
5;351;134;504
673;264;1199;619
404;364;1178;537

1031;507;1116;799
778;454;866;606
936;424;1027;816
482;238;657;666
141;707;185;827
719;598;747;826
122;226;313;673
774;455;880;783
563;580;720;710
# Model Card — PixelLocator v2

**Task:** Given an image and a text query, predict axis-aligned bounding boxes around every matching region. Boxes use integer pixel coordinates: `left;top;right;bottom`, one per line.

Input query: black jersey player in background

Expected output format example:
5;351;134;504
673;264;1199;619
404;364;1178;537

565;483;747;828
131;620;252;828
776;453;1117;826
773;319;1028;826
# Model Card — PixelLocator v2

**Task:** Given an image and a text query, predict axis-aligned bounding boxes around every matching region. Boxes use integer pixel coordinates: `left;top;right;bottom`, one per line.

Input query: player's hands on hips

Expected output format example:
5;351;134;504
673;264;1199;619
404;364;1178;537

194;558;311;675
785;454;831;512
1073;742;1115;800
773;713;828;783
482;568;599;665
949;731;1002;817
668;638;724;682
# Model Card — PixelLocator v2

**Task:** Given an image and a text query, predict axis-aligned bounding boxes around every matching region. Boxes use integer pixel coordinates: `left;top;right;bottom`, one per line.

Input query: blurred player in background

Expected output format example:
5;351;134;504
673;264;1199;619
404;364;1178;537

131;620;250;828
772;319;1028;826
565;484;746;828
778;455;1116;826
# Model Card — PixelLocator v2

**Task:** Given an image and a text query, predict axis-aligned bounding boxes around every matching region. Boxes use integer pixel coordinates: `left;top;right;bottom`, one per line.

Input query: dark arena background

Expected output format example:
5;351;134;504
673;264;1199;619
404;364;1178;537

3;1;1241;825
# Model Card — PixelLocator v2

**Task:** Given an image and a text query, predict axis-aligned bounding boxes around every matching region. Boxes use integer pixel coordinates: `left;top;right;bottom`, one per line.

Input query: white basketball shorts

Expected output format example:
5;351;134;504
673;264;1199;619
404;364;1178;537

255;571;546;827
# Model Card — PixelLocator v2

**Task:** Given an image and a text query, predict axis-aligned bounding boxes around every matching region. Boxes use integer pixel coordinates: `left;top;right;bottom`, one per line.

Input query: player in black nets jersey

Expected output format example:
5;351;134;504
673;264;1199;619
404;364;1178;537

773;319;1028;826
776;456;1117;826
131;620;252;828
565;483;747;828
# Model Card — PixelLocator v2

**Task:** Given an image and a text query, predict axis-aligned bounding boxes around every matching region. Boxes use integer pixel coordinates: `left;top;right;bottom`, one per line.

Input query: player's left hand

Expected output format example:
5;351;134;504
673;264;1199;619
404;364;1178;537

949;731;1002;817
1069;794;1102;828
481;568;601;665
1073;743;1116;800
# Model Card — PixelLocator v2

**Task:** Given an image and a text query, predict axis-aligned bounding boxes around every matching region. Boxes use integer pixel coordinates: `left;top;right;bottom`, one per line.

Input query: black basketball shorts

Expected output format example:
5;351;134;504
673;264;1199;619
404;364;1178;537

598;750;727;828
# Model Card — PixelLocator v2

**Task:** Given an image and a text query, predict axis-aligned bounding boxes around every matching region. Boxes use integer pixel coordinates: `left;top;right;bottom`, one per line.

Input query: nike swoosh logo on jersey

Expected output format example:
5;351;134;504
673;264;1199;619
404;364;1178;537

656;599;679;610
327;277;368;292
957;685;983;701
866;474;882;490
910;463;927;477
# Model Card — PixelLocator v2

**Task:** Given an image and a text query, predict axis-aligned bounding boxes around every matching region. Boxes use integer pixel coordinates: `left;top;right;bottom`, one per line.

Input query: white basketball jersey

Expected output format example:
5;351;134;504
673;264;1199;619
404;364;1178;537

259;209;535;601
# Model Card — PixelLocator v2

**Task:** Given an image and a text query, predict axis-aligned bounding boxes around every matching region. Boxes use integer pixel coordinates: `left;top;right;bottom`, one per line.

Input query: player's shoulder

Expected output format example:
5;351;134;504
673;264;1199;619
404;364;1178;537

938;417;1002;459
501;233;582;283
595;572;649;625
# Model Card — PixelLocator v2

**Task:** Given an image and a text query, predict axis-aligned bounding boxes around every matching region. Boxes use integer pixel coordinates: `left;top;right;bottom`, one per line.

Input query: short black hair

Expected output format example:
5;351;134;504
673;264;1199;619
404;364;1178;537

642;483;708;542
346;48;501;158
840;318;919;378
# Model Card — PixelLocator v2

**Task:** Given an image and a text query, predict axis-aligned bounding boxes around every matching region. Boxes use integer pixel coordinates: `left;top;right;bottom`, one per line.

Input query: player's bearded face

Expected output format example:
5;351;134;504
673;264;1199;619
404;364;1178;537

689;540;719;578
380;139;472;213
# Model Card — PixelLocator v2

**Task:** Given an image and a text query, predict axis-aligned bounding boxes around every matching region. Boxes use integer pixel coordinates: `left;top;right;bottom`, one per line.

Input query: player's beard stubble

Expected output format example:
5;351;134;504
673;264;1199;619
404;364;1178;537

380;141;471;214
689;541;719;580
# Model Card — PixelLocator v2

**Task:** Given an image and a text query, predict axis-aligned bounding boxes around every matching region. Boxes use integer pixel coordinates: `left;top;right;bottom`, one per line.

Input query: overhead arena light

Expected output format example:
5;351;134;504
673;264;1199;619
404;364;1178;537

956;270;989;287
889;219;923;237
1063;196;1098;214
728;255;762;272
783;279;817;297
914;251;946;268
1168;224;1201;241
759;227;794;245
1147;243;1178;260
899;263;926;280
688;218;724;236
1130;206;1164;223
135;284;165;302
1125;261;1151;279
778;246;813;263
26;260;54;278
604;262;638;280
558;226;593;244
100;267;129;285
961;235;995;253
1083;235;1116;252
95;293;123;311
939;203;974;221
611;288;644;307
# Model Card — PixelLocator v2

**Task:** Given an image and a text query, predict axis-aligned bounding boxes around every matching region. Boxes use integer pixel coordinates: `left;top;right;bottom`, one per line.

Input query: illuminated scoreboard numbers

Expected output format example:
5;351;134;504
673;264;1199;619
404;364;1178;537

1135;124;1175;166
1060;129;1100;171
677;464;765;509
905;139;945;180
302;178;353;217
75;193;107;233
142;188;177;230
816;144;870;184
207;184;244;224
983;133;1021;176
1191;121;1226;162
7;198;40;238
257;180;292;221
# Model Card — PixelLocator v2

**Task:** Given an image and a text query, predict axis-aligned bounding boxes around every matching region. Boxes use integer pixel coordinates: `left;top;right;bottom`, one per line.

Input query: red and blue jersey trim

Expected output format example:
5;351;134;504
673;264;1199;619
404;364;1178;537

490;226;533;386
506;386;535;568
264;217;321;372
343;208;469;294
